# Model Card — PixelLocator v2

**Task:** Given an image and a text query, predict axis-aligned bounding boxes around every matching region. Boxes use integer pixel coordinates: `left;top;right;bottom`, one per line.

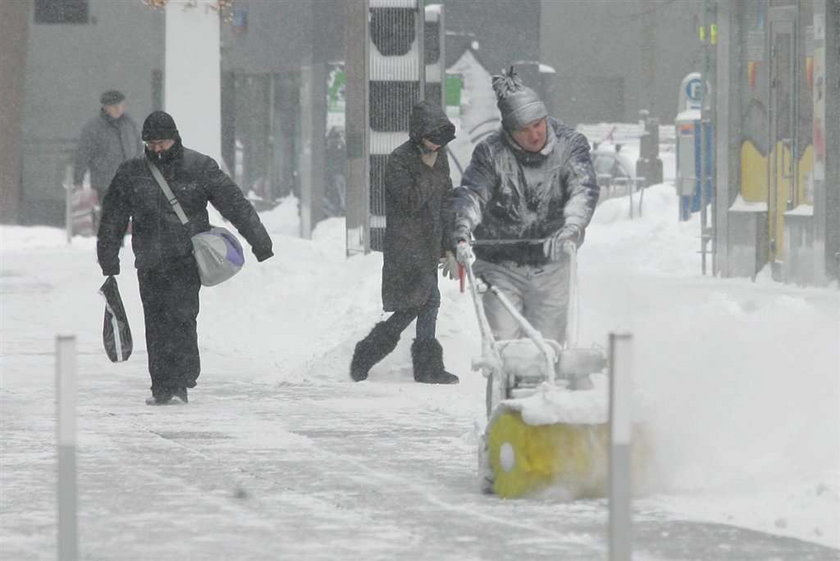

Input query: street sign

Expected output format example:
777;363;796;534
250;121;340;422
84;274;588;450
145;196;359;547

680;72;703;111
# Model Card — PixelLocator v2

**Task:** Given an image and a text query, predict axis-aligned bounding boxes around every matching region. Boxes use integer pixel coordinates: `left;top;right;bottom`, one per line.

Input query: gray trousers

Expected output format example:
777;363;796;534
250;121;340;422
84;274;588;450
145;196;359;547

473;258;571;344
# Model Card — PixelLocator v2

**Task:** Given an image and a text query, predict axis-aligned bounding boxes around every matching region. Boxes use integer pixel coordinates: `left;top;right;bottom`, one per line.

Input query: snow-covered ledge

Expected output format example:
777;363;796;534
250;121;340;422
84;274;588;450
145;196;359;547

728;193;768;212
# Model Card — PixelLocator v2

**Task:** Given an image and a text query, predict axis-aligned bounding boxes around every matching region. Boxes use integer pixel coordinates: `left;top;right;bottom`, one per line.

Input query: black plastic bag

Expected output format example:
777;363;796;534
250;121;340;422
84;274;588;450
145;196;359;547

99;276;132;362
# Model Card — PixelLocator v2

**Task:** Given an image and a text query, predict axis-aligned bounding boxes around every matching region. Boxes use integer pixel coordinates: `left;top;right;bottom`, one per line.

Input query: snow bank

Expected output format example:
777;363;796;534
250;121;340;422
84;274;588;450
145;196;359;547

583;184;840;548
1;174;837;550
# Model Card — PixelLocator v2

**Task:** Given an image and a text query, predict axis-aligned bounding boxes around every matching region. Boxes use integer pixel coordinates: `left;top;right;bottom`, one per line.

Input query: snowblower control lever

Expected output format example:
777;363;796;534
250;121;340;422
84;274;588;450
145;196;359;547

470;238;546;246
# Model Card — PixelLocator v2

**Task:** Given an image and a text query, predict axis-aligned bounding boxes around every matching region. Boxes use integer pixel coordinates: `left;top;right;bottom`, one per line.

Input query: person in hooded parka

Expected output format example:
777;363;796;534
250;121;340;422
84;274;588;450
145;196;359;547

350;100;460;384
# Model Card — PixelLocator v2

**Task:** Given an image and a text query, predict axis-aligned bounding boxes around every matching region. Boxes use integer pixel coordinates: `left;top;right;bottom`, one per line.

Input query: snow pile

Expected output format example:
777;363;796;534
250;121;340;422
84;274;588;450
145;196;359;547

507;375;610;426
0;225;69;249
249;186;840;548
1;174;837;551
583;184;840;547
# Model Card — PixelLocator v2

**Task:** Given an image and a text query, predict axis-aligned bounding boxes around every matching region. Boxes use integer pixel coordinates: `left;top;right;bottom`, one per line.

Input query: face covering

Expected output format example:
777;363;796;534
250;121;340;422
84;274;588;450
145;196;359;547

145;143;178;164
419;142;440;154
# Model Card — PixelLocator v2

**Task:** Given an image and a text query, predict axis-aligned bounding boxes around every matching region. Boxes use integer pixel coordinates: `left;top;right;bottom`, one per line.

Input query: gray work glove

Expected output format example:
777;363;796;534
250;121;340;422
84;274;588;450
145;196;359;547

455;240;474;265
543;225;582;261
439;251;458;280
450;223;471;252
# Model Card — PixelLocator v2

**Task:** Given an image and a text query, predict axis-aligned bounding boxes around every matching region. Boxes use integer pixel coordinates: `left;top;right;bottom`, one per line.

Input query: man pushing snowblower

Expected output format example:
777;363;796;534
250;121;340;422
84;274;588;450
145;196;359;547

448;67;608;498
449;66;599;359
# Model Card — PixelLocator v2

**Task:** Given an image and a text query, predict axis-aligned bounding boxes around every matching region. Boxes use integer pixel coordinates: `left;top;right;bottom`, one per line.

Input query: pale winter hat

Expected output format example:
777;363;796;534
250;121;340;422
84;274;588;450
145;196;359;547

492;67;547;132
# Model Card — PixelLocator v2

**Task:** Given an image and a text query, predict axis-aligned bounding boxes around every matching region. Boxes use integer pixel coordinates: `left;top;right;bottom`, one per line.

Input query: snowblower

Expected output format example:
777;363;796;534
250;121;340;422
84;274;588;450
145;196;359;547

459;241;627;499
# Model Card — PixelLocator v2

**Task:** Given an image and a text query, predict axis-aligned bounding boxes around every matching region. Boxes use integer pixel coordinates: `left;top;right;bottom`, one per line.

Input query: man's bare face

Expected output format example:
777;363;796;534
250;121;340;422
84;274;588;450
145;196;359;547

104;101;126;119
511;118;547;153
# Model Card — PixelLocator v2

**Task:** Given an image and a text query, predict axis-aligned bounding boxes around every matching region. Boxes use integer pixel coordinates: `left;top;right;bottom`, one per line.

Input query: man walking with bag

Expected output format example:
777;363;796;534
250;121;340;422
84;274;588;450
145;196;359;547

97;111;274;405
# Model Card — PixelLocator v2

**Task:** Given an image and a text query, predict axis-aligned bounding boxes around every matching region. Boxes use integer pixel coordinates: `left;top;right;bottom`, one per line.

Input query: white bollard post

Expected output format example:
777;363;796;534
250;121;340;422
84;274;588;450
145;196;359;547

56;335;77;561
608;332;633;561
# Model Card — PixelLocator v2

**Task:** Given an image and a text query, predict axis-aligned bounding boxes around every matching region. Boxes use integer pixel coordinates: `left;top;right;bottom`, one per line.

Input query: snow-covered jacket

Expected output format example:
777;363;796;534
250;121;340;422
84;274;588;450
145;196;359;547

382;101;455;311
73;110;142;194
97;142;273;275
449;117;599;265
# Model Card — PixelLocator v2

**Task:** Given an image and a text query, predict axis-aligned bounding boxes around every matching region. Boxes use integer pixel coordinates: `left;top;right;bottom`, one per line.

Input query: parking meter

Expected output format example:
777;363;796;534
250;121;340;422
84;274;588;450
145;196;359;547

675;72;712;220
636;109;663;187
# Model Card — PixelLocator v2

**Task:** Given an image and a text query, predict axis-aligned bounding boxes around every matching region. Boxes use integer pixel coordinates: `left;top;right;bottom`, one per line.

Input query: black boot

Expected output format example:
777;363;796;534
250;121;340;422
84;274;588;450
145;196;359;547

411;339;459;384
350;322;400;381
173;387;189;403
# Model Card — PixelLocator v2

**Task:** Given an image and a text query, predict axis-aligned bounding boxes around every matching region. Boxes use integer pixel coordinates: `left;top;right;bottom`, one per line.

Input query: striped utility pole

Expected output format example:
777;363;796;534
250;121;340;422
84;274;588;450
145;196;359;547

608;332;634;561
56;335;77;561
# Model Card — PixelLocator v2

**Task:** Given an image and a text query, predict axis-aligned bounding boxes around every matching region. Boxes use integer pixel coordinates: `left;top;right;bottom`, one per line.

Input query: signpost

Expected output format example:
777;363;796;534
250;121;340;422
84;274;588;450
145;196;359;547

608;332;634;561
56;335;78;561
164;0;222;164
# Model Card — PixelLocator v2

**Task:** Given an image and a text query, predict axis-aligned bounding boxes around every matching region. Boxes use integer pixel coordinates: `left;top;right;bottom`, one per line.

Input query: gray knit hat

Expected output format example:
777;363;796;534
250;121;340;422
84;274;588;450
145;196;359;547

492;67;547;132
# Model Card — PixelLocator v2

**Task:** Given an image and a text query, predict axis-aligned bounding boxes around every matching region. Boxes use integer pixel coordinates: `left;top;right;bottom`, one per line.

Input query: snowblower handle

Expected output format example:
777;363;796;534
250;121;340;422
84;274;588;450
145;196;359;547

564;241;579;348
471;238;546;246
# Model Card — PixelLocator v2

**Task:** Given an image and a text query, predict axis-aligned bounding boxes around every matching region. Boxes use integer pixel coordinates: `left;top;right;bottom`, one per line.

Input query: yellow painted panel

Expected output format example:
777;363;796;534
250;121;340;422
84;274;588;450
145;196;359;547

738;140;813;262
770;140;794;259
740;140;768;202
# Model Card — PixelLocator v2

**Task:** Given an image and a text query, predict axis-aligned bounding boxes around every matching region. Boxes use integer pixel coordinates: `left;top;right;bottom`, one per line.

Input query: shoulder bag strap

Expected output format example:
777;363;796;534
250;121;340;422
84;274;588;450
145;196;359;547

146;158;189;225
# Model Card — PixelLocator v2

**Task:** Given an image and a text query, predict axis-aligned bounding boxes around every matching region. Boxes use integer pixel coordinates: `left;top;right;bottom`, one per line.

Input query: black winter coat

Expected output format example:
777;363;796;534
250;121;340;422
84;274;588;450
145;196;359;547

73;110;142;194
97;143;273;275
382;101;455;311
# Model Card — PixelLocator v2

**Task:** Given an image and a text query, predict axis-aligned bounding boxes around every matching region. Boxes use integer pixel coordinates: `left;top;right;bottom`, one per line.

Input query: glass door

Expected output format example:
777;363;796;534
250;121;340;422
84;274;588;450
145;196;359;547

767;7;798;263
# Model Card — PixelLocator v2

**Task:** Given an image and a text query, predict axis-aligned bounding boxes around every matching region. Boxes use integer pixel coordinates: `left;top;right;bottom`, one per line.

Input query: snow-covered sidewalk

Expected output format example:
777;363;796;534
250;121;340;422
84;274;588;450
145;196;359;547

2;188;838;559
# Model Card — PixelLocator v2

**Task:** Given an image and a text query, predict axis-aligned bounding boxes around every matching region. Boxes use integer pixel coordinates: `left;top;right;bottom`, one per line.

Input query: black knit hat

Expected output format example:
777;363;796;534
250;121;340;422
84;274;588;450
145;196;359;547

100;90;125;106
142;111;179;141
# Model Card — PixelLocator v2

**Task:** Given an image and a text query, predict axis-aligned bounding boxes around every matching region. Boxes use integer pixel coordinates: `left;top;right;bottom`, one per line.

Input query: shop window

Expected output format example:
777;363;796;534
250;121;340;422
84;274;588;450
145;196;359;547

34;0;89;24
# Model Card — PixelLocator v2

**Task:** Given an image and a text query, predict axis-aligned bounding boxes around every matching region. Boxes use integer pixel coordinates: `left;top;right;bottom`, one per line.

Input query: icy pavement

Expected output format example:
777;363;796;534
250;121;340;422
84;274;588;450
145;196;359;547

2;353;838;560
2;189;839;559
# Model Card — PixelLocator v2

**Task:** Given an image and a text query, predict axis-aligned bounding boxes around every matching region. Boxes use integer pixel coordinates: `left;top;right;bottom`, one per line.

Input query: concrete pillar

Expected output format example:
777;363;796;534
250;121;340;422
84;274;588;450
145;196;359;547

344;0;370;255
165;0;222;164
0;0;30;224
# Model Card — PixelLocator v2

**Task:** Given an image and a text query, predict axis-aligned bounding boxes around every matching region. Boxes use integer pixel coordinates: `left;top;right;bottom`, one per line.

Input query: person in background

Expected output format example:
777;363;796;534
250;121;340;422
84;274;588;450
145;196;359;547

323;127;346;217
448;67;599;345
97;111;274;405
350;100;459;385
73;90;142;203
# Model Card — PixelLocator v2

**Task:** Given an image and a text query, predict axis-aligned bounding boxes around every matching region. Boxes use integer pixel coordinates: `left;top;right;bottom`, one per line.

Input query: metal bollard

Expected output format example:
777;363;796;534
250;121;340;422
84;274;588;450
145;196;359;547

608;332;634;561
56;335;78;561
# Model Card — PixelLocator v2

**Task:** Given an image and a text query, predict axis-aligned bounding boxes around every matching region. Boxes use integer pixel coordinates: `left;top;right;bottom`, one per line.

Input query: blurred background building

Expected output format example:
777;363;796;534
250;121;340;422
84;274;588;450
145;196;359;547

1;0;698;226
0;0;837;285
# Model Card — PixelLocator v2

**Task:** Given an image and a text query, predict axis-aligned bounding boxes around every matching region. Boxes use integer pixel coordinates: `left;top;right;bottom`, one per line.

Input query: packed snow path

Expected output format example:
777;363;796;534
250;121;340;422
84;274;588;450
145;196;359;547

2;361;838;561
2;188;838;559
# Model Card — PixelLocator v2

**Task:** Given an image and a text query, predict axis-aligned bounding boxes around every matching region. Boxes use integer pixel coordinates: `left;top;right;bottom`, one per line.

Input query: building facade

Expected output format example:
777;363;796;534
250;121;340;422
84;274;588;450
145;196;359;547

8;0;541;230
714;0;839;285
539;0;706;126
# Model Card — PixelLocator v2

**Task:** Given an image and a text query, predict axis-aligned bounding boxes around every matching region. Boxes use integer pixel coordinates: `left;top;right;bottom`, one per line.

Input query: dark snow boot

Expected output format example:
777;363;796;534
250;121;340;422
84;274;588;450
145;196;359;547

173;387;189;403
145;392;173;405
411;339;459;384
350;322;400;381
